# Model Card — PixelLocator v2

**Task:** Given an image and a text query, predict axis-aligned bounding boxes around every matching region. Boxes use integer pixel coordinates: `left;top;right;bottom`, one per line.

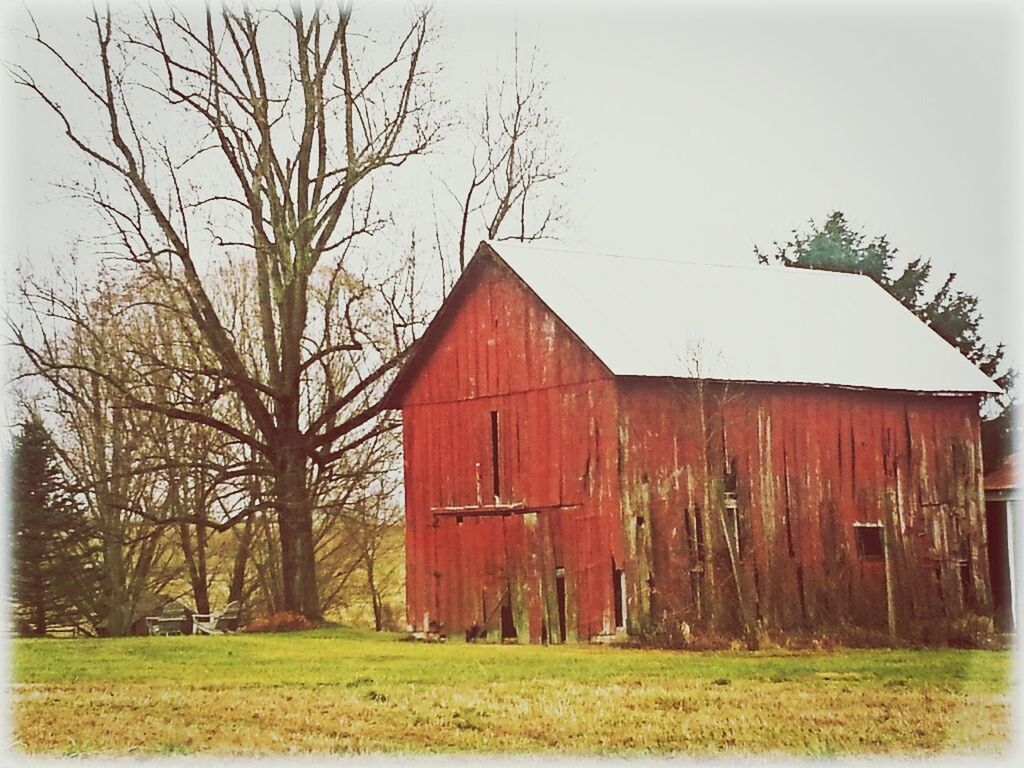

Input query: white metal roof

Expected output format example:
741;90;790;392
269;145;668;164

486;241;999;395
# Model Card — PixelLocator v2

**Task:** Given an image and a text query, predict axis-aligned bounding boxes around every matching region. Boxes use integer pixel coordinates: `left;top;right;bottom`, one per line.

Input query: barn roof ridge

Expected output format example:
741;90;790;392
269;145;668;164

486;239;880;280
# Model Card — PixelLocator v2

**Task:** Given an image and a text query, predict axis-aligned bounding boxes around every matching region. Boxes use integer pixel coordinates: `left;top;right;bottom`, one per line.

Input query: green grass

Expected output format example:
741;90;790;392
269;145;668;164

10;627;1012;756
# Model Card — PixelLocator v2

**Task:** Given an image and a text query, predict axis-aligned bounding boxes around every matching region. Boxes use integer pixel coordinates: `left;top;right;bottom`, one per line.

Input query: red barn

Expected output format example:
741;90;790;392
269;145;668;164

385;241;999;643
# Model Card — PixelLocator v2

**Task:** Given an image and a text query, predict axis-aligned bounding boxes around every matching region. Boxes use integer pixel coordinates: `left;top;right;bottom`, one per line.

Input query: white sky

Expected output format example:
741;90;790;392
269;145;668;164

440;0;1022;372
2;0;1022;372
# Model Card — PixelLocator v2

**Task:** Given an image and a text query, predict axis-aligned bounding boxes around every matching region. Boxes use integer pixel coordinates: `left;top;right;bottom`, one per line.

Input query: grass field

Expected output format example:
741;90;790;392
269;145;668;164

9;627;1013;757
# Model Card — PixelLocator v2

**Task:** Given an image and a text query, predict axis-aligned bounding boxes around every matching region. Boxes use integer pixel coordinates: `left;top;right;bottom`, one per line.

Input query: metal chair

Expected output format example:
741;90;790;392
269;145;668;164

192;601;241;635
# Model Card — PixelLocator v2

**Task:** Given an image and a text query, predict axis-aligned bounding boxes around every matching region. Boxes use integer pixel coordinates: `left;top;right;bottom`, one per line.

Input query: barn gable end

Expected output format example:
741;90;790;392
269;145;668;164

396;244;623;642
385;243;612;409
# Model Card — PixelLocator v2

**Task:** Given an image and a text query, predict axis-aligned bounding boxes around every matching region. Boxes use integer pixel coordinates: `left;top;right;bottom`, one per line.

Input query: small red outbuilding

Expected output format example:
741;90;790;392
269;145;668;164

984;452;1018;631
385;241;999;642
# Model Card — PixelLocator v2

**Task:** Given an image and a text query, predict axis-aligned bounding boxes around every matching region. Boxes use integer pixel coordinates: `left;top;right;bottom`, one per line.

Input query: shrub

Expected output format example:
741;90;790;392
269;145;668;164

947;613;997;649
242;611;317;633
631;618;694;649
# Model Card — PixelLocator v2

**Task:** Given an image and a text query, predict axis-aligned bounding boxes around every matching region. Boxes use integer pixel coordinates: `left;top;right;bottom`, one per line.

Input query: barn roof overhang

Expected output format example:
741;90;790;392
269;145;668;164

985;452;1020;494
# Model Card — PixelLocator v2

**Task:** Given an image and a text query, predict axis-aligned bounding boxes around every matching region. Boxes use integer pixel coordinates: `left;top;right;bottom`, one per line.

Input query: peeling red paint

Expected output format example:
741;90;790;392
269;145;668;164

392;254;992;642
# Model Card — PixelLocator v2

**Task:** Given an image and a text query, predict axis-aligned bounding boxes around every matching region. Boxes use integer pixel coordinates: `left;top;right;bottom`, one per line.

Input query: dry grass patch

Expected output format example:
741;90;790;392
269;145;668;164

10;628;1011;756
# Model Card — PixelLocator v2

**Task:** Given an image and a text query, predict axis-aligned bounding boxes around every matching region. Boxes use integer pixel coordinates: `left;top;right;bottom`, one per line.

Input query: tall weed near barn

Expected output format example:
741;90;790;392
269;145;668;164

12;628;1009;756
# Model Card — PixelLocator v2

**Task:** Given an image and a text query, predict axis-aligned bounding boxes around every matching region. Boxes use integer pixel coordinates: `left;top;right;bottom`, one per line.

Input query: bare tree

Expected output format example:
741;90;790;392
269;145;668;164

355;497;404;631
12;3;439;617
12;274;187;635
452;34;567;273
680;341;759;644
141;309;256;616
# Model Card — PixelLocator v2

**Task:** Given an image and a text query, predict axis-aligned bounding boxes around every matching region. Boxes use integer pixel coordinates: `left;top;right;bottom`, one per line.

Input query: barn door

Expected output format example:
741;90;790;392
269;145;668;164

435;510;564;643
433;514;514;637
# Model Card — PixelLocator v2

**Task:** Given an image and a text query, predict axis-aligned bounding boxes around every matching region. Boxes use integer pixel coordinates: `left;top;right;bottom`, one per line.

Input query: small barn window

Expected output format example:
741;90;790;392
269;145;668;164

500;588;517;641
854;522;884;560
612;566;627;630
490;410;501;501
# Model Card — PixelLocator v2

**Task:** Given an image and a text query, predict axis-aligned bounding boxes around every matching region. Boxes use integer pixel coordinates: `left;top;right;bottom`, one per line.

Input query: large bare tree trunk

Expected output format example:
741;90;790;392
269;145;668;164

101;535;131;636
275;445;319;618
178;518;210;616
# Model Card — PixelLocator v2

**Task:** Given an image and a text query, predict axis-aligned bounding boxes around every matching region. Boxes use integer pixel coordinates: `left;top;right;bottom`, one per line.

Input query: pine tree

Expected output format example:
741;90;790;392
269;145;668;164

755;211;1015;405
11;415;102;635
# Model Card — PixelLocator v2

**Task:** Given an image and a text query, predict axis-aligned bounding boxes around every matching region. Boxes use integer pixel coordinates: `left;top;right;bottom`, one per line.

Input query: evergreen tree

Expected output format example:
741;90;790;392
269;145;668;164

755;211;1016;413
11;415;102;635
980;401;1020;471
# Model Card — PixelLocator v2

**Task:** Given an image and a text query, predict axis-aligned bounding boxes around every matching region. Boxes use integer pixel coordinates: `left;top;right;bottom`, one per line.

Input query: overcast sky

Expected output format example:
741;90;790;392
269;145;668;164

3;0;1021;372
441;0;1023;367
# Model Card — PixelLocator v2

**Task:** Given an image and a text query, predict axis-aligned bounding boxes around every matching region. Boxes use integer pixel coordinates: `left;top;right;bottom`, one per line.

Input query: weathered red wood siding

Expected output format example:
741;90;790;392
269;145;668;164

399;259;624;640
394;252;993;643
618;379;991;637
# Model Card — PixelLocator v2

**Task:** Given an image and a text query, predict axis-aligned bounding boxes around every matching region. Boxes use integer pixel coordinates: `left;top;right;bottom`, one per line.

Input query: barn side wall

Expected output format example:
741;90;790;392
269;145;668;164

617;379;991;639
399;261;624;641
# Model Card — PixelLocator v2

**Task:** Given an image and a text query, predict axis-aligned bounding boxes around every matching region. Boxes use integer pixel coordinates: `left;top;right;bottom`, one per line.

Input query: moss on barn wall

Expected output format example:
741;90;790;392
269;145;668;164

618;379;992;640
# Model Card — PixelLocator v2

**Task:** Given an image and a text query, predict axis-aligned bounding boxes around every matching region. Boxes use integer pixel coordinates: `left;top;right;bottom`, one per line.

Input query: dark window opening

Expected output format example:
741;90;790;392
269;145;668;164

986;502;1014;631
612;566;626;630
782;449;796;557
693;505;706;562
555;567;567;643
456;515;464;525
636;516;645;528
849;427;857;485
724;457;738;493
500;588;517;640
854;522;884;560
490;410;500;501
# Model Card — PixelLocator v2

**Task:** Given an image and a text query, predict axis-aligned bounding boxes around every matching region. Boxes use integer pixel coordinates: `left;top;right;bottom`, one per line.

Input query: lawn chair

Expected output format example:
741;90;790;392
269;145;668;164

192;601;241;635
146;601;193;636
